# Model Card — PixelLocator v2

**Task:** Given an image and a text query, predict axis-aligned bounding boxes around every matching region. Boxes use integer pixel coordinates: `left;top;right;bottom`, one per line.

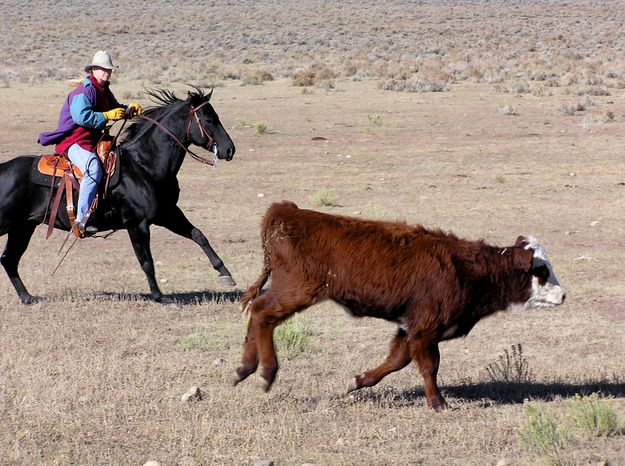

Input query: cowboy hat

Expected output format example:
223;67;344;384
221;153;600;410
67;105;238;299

84;50;116;73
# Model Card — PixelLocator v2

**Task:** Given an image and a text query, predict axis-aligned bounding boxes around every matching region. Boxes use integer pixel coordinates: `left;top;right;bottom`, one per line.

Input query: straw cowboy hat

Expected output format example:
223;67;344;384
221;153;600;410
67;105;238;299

84;50;117;73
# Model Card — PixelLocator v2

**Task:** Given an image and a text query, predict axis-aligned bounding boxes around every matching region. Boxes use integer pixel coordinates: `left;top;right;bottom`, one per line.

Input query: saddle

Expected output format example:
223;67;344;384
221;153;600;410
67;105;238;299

33;134;119;239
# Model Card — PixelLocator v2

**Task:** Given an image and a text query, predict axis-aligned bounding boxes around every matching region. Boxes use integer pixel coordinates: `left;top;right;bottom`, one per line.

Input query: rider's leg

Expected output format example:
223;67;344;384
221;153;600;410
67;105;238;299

67;143;102;223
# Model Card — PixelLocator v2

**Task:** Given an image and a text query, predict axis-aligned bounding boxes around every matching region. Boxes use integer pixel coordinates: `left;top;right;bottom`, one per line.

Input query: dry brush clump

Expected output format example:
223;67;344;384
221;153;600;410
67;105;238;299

2;0;625;93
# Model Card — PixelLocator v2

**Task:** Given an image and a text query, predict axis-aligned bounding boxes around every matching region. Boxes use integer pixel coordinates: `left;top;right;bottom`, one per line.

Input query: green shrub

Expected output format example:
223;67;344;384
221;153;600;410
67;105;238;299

310;187;339;207
175;324;212;351
274;315;312;359
518;404;570;461
568;393;624;437
499;104;519;116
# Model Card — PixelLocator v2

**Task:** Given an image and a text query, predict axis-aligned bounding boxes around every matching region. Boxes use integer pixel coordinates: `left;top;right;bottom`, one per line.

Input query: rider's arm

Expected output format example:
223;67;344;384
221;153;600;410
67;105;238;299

69;92;107;129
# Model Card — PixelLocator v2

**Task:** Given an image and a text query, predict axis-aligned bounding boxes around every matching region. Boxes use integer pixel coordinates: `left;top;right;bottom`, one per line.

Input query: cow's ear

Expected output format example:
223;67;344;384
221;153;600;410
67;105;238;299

514;247;533;272
514;235;527;248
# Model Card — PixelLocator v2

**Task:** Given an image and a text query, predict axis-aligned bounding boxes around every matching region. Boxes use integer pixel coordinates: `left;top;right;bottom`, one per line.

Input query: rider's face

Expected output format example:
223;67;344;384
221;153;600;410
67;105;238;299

91;66;112;86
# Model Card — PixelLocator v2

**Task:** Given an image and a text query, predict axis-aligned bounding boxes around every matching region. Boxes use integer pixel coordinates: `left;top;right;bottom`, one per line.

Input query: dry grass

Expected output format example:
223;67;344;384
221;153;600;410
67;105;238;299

1;1;625;464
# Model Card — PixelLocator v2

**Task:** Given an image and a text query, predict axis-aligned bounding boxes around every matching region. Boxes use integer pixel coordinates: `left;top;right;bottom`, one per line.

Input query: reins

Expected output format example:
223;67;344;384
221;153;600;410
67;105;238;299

137;100;217;166
52;99;217;275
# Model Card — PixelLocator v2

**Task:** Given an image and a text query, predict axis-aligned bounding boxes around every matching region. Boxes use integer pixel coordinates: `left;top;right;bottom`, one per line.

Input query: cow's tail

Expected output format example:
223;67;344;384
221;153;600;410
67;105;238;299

240;233;272;314
241;201;296;313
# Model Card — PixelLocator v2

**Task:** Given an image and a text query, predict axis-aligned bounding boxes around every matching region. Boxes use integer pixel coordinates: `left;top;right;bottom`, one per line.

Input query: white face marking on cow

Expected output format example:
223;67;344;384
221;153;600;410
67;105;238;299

507;236;566;313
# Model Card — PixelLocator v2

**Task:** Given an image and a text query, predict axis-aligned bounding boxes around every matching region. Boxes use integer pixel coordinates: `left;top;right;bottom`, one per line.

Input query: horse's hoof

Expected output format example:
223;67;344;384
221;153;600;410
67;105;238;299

155;295;177;306
21;295;42;305
218;275;236;287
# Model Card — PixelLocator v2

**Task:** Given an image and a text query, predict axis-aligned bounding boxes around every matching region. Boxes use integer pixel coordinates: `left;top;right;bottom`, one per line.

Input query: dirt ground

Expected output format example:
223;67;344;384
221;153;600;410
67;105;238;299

1;74;625;464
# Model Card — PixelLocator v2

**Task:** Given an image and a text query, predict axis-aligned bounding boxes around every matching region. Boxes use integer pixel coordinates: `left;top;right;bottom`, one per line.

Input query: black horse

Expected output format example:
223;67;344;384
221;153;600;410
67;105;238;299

0;87;236;304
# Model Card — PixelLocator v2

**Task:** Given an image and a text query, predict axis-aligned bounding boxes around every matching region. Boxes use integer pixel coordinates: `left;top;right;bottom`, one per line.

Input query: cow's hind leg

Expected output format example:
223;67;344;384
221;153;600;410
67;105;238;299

1;222;38;304
235;284;314;391
410;337;447;411
347;327;411;393
234;295;264;386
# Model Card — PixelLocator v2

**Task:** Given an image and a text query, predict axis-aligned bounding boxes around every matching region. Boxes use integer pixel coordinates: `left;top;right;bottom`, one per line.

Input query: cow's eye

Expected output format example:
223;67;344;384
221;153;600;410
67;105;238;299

531;264;550;285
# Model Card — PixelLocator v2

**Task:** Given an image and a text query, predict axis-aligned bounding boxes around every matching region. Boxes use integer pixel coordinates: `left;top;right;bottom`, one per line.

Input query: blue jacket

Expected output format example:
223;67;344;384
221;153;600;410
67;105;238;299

38;76;123;148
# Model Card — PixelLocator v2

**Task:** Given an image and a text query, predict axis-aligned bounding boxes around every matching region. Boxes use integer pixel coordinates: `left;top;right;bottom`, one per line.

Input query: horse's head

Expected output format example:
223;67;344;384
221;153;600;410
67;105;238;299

187;88;235;162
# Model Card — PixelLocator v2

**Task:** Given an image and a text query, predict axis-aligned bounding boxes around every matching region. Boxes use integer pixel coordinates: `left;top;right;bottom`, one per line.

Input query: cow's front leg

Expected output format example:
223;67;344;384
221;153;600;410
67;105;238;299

155;205;235;286
410;337;447;411
347;327;411;393
127;225;172;304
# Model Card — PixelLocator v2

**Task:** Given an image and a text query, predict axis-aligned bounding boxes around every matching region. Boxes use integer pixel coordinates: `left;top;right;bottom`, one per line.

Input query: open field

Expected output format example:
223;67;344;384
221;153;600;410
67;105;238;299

2;1;625;465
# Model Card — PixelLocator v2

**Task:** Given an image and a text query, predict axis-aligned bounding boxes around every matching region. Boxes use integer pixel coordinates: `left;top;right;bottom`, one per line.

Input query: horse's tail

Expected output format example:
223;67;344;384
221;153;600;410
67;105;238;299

240;249;271;314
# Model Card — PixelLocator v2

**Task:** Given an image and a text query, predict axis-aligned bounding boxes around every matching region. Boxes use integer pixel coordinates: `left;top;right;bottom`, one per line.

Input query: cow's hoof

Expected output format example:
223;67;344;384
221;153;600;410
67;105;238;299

260;366;277;392
262;379;274;393
346;377;361;393
234;365;256;386
428;397;449;412
218;275;236;287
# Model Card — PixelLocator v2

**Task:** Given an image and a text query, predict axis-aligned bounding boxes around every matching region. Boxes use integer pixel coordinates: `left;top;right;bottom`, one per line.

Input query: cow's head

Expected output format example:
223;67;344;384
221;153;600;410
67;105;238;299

514;235;566;310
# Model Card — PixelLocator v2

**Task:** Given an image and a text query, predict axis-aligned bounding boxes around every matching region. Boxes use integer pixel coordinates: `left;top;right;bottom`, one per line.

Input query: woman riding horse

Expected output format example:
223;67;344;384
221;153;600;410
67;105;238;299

1;83;236;304
38;50;143;236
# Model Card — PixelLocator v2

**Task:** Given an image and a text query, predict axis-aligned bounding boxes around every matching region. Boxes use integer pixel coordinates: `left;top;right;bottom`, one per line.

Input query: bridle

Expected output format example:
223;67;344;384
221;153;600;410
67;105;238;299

137;100;218;166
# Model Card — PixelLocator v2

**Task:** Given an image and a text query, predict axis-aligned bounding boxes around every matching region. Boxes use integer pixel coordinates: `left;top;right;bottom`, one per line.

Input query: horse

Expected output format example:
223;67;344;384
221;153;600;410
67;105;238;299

0;87;236;304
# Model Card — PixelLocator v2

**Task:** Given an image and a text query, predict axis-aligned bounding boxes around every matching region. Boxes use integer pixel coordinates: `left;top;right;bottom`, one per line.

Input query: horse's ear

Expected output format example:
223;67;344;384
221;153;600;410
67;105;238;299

207;89;213;101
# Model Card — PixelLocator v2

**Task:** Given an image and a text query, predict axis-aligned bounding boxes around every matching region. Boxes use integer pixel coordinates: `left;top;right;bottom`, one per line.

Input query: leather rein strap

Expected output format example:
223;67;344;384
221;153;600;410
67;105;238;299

138;100;216;166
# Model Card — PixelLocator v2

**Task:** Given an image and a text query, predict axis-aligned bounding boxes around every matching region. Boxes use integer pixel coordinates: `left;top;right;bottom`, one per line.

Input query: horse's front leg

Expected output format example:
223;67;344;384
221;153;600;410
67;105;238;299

155;205;235;286
126;224;172;304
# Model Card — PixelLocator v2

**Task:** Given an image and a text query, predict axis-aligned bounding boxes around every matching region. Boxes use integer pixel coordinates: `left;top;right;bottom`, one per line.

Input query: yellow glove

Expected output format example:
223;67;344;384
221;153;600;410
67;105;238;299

103;108;126;121
127;102;143;116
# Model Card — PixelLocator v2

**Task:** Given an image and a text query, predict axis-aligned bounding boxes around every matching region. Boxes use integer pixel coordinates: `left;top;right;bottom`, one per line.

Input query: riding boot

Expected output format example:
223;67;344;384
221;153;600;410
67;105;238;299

76;212;98;237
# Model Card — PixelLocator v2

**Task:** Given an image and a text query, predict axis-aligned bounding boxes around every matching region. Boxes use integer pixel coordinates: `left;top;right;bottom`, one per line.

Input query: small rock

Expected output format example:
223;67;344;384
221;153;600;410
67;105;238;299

181;386;202;402
213;357;226;366
257;193;264;198
254;460;274;466
496;460;510;466
144;462;161;466
590;220;599;226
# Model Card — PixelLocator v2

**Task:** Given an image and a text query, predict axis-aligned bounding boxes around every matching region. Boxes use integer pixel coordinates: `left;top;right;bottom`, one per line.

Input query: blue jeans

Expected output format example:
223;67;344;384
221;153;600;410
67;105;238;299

67;144;103;222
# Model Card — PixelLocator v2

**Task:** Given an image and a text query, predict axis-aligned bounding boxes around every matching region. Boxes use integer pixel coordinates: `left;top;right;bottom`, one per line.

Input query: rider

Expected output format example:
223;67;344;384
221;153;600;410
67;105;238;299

38;50;143;236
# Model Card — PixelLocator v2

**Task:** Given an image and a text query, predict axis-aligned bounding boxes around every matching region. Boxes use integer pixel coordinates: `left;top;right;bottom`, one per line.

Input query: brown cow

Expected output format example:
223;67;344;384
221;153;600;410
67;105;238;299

235;201;566;410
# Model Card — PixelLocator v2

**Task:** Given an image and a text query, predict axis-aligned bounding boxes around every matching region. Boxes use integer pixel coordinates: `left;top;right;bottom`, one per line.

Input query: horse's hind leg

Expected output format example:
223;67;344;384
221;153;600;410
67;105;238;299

155;205;235;286
127;224;171;304
1;222;38;304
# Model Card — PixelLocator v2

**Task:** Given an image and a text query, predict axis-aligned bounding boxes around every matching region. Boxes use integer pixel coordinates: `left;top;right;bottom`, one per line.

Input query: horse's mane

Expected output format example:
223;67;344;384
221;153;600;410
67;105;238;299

121;86;212;143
